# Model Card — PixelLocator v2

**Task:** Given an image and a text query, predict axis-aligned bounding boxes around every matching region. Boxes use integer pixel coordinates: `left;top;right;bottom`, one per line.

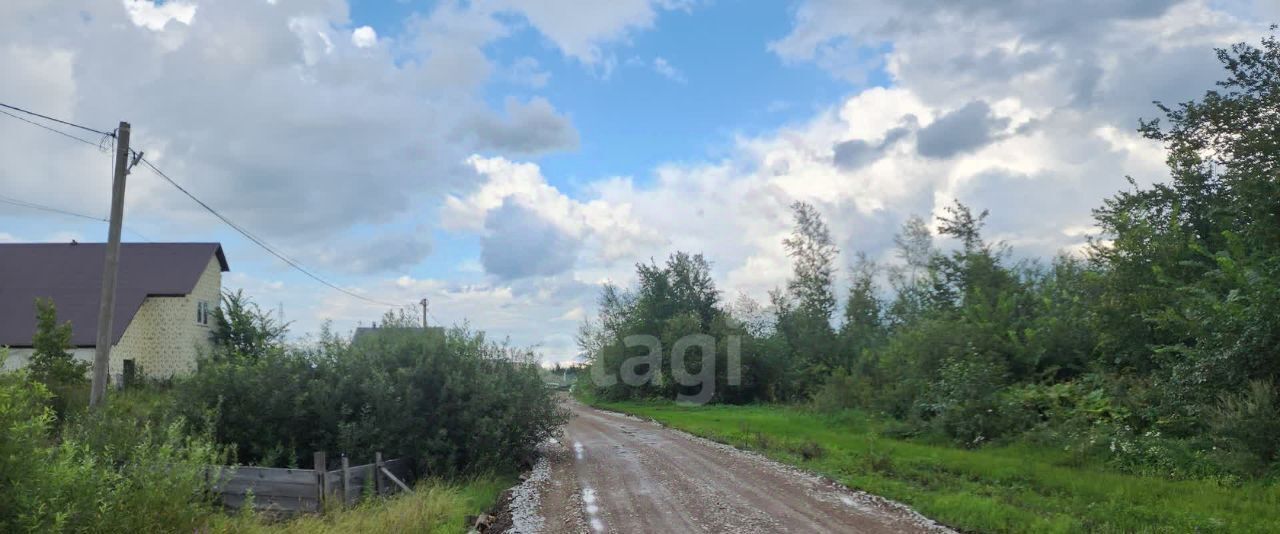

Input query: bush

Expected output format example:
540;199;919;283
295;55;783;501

1211;380;1280;472
26;299;90;418
0;371;223;533
27;298;90;387
809;368;871;413
177;323;567;476
920;356;1034;446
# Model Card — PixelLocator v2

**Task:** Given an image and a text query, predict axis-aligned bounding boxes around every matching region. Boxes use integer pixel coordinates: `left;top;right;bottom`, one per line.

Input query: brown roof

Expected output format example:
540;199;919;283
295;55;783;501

0;243;229;348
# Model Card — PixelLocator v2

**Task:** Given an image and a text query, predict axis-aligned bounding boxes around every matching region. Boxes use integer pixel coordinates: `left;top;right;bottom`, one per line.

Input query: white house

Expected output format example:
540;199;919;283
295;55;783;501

0;242;228;379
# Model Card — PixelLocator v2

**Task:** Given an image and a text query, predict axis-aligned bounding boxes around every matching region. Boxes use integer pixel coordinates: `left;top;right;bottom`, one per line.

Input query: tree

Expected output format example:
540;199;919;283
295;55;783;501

887;215;940;326
839;253;885;369
1092;27;1280;403
27;298;88;386
893;215;934;285
210;289;289;361
783;201;838;322
777;202;841;384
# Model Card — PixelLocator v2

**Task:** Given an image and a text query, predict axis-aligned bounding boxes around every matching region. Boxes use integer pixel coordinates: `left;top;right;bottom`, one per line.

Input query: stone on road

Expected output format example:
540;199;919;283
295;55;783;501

530;400;951;534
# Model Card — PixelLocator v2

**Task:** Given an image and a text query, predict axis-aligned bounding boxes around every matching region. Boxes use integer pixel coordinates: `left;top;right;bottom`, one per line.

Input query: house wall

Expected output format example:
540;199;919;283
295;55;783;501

0;347;95;372
1;256;222;380
111;256;222;378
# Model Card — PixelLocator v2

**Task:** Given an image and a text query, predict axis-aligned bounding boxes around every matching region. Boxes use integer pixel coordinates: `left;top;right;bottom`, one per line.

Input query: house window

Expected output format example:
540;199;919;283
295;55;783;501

197;301;210;325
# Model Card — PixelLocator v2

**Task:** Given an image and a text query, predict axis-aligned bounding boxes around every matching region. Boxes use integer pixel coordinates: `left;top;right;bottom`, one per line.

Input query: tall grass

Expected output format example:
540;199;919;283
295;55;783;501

213;476;512;534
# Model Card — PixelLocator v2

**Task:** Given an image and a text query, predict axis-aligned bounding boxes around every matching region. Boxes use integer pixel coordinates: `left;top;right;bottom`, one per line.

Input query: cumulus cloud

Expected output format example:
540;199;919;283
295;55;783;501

447;0;1267;309
316;233;434;275
461;97;580;155
123;0;196;31
832;118;914;169
0;0;580;242
489;0;689;64
481;199;582;279
351;25;377;48
915;101;1010;159
443;155;665;272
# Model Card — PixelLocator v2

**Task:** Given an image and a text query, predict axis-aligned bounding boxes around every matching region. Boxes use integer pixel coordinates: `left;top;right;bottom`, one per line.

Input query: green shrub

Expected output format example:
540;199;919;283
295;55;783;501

809;368;871;413
920;356;1033;446
27;298;90;387
0;372;222;533
25;299;90;418
177;321;567;476
1212;380;1280;472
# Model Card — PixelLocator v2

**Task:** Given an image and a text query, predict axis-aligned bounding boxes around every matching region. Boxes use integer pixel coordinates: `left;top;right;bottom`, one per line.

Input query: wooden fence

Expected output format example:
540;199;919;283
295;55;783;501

208;452;415;514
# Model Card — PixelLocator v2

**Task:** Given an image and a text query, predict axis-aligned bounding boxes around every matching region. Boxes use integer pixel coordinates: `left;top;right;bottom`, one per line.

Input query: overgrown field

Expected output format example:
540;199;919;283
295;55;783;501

595;400;1280;533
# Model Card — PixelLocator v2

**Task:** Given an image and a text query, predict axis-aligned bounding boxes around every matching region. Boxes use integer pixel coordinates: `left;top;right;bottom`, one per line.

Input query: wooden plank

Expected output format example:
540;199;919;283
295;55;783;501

382;458;413;489
345;465;373;504
209;466;317;485
214;479;319;500
380;466;411;492
341;456;351;504
325;463;376;505
374;452;385;495
324;469;341;496
314;451;327;507
208;456;412;515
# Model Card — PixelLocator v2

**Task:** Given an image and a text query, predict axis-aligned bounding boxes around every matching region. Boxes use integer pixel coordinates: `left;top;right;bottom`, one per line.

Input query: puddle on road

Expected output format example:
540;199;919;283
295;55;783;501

582;486;605;533
573;441;585;460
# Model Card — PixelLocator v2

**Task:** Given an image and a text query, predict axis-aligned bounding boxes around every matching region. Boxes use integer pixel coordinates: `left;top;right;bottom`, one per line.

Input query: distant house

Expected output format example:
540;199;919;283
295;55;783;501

351;324;445;344
0;242;228;379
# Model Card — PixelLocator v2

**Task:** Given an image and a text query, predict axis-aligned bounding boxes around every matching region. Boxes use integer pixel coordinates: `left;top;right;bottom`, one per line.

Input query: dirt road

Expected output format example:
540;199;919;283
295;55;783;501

511;400;950;534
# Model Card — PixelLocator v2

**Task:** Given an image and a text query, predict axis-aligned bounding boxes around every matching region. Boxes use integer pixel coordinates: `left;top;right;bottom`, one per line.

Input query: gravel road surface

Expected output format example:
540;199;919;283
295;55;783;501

513;400;951;534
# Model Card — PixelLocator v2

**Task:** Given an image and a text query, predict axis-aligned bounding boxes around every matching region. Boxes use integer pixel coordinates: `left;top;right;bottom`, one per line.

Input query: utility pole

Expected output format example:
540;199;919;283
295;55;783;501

420;298;429;329
90;122;131;408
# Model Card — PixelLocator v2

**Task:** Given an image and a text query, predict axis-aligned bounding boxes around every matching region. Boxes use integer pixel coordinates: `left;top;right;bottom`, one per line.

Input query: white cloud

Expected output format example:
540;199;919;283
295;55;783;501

507;56;551;87
0;0;577;242
487;0;687;64
123;0;196;31
651;56;685;82
351;25;377;48
459;97;579;155
441;0;1266;310
443;156;665;277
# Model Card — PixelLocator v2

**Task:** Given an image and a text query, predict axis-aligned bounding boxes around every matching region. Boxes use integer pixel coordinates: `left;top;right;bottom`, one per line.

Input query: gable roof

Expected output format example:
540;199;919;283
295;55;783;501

352;325;445;344
0;243;228;348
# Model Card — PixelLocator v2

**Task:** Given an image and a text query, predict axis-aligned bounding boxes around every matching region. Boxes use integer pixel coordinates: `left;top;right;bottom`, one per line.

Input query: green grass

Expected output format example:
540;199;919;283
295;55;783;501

211;475;513;534
594;401;1280;533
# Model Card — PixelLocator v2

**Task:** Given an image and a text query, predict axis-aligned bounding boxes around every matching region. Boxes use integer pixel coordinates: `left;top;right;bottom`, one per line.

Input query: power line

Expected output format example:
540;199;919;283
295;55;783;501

0;108;112;151
0;99;401;309
0;194;152;242
135;155;401;308
0;194;106;222
0;101;116;138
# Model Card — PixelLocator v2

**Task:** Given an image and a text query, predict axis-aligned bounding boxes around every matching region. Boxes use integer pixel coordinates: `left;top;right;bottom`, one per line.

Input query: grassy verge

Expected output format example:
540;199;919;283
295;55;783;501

211;476;512;534
593;400;1280;533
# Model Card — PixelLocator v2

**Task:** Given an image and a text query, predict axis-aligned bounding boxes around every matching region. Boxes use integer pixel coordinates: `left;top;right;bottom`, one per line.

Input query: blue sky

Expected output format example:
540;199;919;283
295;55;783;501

348;0;873;282
0;0;1273;362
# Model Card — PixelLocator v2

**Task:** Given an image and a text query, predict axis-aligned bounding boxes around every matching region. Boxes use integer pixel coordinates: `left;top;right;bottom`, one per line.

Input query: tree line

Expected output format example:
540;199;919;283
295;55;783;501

577;30;1280;479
